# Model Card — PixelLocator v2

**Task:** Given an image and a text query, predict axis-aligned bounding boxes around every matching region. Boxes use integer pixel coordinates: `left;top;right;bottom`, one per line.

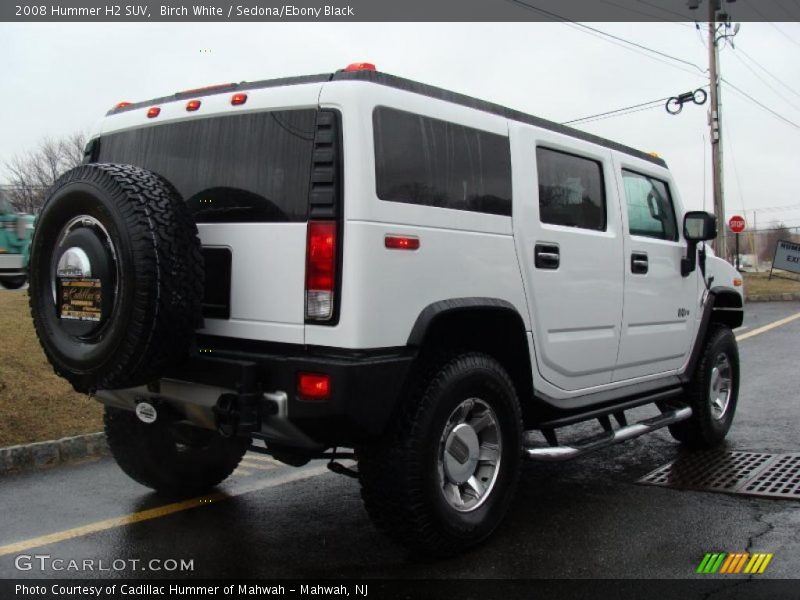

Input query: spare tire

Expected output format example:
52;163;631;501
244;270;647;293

29;163;204;393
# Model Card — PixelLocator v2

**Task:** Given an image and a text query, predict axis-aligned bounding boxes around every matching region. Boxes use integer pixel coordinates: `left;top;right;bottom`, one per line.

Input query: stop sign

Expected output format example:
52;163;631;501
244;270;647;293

728;215;746;233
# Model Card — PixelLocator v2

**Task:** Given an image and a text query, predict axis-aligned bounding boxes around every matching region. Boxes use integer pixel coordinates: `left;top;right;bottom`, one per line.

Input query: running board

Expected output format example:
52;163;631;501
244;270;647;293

523;406;692;462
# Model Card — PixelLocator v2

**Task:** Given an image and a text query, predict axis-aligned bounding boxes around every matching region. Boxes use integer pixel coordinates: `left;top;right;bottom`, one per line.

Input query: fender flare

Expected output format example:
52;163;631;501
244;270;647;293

406;297;527;347
680;286;743;384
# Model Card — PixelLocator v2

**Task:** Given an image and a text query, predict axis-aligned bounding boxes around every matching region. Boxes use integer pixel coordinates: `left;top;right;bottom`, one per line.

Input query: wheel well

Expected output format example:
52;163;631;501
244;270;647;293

712;289;744;329
411;306;535;422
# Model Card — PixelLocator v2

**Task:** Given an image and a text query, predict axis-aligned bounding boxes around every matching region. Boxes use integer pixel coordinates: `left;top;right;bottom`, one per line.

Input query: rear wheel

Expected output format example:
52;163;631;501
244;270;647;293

104;406;249;497
358;353;522;556
0;275;26;290
669;324;739;448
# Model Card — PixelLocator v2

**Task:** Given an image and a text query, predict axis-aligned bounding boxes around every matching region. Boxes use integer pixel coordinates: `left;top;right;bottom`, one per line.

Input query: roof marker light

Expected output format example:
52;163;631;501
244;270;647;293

186;99;202;112
231;93;248;106
146;107;161;118
114;101;132;109
344;62;376;72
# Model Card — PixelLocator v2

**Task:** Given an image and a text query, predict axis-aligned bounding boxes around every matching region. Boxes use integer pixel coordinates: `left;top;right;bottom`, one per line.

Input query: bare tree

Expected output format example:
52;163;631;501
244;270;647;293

759;222;795;264
3;132;87;213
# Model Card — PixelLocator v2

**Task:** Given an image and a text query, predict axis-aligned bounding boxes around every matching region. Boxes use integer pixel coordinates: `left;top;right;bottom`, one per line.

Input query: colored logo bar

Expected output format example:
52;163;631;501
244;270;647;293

697;552;773;574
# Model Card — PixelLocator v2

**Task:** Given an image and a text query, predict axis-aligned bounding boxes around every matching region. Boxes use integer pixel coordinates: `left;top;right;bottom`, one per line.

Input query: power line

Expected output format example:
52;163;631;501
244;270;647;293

571;103;664;126
735;45;800;100
595;0;694;26
728;49;800;114
744;0;800;49
506;0;706;75
767;0;800;21
561;96;667;125
637;0;698;20
721;78;800;130
562;85;709;125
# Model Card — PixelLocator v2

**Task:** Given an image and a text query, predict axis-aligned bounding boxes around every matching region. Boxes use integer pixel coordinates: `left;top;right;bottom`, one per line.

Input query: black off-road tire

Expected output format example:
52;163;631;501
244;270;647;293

358;352;522;556
0;275;27;290
28;163;203;393
104;406;249;497
669;324;740;448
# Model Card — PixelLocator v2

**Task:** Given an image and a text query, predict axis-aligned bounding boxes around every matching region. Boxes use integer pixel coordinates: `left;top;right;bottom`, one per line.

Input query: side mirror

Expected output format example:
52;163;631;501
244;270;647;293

682;211;717;276
684;211;717;242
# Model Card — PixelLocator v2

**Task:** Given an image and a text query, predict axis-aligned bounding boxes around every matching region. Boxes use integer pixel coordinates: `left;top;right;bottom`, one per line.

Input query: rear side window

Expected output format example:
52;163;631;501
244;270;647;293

536;147;606;231
622;169;678;241
96;109;318;223
373;106;512;216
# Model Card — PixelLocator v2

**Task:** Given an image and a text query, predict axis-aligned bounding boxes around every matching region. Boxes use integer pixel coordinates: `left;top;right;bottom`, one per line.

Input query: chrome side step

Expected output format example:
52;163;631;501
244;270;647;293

523;406;692;462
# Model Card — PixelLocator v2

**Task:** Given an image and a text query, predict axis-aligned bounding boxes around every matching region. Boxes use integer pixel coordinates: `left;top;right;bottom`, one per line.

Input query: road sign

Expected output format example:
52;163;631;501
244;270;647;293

728;215;746;233
772;239;800;277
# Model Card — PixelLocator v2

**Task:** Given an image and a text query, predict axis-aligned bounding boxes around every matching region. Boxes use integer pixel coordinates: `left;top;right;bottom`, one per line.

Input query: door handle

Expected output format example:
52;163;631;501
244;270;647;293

631;252;649;274
535;244;560;270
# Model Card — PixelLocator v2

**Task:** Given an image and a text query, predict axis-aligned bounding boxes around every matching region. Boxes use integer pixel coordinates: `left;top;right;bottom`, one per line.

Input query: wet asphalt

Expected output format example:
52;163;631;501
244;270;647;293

0;301;798;580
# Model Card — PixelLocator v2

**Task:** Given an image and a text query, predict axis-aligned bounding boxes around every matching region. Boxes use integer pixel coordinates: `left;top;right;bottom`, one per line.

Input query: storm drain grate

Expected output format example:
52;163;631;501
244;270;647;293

638;451;800;499
741;454;800;499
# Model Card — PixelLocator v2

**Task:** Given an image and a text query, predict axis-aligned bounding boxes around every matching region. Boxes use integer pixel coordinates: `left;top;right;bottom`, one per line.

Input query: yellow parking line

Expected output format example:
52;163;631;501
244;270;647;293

736;312;800;342
0;465;329;557
238;461;275;471
243;454;282;466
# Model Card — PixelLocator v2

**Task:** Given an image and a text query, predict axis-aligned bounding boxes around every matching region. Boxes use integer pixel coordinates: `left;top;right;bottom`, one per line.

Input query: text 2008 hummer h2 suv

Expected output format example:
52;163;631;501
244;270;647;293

29;64;743;555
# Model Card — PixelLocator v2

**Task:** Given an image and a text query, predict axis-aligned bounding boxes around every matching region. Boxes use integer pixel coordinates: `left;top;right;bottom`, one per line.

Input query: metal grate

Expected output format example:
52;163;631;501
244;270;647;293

639;451;800;499
741;454;800;499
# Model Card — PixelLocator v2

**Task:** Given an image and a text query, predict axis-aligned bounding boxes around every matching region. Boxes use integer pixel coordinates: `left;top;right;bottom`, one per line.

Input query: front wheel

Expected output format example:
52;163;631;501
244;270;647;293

0;276;27;290
104;406;250;497
669;324;740;448
358;353;522;556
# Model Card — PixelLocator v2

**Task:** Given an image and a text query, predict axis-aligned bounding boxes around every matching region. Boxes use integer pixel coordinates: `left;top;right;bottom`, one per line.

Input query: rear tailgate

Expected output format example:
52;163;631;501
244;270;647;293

95;82;326;345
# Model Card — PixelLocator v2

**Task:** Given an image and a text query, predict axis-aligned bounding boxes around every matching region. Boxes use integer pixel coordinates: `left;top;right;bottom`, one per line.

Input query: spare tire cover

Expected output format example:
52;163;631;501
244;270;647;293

29;163;204;392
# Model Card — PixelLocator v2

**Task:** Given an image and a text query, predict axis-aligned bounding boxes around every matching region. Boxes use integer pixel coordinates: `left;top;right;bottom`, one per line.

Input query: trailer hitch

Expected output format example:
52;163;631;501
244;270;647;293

213;391;264;438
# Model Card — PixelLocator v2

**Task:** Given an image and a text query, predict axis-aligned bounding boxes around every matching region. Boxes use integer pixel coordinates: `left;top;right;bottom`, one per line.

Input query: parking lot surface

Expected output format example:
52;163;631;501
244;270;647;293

1;301;799;579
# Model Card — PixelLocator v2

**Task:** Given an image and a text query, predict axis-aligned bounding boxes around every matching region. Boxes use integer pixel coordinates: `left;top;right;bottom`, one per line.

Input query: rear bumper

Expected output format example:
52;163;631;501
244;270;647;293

98;341;415;450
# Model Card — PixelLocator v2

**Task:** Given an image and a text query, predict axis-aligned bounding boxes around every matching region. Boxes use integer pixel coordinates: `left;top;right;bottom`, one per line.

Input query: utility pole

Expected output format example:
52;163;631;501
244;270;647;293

690;0;738;262
707;1;726;260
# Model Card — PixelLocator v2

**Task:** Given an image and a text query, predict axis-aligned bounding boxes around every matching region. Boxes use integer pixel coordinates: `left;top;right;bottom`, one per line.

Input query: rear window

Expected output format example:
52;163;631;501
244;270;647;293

95;109;318;223
373;106;512;216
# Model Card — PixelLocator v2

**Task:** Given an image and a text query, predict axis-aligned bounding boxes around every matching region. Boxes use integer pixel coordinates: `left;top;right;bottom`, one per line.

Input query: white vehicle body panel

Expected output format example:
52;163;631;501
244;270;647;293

611;154;700;382
91;74;745;407
308;81;528;349
511;123;624;391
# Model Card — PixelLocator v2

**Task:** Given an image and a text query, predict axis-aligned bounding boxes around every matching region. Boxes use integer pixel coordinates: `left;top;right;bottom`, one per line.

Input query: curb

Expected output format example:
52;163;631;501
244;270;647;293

745;293;800;303
0;432;108;477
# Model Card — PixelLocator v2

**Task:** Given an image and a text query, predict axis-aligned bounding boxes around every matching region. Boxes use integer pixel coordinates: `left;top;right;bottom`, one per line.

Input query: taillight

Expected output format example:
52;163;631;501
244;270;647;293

305;221;337;321
297;372;331;401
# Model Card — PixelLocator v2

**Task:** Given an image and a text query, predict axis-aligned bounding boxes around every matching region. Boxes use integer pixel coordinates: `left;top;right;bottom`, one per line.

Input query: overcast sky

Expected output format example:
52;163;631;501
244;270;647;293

1;21;799;228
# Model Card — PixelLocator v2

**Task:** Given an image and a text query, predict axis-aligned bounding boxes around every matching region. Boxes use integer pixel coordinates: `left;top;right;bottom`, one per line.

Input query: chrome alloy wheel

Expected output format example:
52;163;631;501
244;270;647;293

709;352;733;421
437;398;502;513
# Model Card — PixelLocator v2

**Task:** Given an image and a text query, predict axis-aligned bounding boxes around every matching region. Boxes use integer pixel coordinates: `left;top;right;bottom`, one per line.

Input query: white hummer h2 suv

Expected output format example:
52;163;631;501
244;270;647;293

29;63;743;555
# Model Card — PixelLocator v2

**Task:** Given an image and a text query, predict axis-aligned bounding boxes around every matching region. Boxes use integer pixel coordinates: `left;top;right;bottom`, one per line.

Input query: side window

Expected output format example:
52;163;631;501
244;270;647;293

622;170;678;241
536;147;606;231
373;106;512;216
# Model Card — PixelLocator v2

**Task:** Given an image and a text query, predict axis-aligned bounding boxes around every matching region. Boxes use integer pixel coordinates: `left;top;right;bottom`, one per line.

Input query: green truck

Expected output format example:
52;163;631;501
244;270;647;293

0;192;34;289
